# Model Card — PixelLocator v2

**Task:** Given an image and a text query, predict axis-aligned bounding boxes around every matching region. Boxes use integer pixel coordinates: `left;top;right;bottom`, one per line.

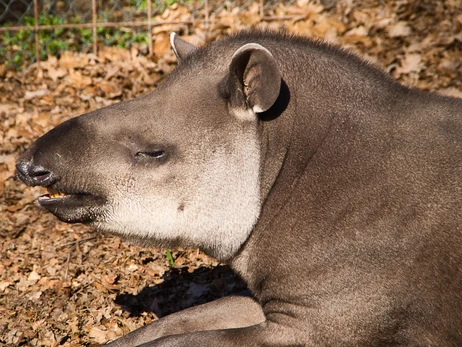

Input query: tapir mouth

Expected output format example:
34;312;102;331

37;187;106;224
40;188;71;201
39;188;84;203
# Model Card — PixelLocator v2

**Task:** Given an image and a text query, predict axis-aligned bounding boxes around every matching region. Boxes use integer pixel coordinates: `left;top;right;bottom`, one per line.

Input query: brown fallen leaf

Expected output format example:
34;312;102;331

396;53;422;75
387;21;411;38
24;89;49;100
59;52;90;70
88;326;109;344
153;34;171;58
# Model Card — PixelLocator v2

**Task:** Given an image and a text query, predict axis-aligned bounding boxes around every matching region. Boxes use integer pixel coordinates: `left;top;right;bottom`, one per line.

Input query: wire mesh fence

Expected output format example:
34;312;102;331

1;0;336;68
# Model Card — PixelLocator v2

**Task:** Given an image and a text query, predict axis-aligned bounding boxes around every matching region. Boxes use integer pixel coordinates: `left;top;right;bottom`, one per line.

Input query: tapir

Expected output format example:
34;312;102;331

16;31;461;346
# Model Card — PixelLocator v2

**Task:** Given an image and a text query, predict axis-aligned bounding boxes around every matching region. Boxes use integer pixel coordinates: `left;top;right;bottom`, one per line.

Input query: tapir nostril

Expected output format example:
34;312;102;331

16;162;55;187
30;166;51;177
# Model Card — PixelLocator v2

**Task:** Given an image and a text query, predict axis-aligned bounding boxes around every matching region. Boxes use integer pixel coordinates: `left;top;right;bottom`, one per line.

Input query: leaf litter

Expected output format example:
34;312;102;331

1;0;461;345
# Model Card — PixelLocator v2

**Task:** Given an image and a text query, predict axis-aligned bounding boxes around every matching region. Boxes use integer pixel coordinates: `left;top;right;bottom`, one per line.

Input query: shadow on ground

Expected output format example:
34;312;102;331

114;265;248;318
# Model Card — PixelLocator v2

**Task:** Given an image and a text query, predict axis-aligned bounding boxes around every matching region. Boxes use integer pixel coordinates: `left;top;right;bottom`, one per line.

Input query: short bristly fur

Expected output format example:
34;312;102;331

17;31;461;346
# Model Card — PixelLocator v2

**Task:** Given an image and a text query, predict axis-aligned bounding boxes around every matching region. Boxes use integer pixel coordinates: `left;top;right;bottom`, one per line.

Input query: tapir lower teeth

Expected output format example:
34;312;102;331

47;189;67;198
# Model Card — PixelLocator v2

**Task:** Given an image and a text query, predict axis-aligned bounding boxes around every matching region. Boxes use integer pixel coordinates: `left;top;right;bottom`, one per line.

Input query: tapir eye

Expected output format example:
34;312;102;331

135;150;167;160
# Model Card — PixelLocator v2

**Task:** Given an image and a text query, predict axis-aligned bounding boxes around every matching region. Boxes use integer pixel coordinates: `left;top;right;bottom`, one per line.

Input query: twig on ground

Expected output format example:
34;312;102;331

55;235;97;250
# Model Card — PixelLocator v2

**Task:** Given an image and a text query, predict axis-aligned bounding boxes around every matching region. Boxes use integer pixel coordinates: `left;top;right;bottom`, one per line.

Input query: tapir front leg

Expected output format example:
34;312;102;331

138;321;300;347
105;295;265;347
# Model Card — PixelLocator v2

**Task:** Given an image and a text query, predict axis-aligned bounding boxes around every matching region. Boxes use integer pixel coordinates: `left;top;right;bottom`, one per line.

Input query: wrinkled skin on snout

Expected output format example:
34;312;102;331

17;32;462;346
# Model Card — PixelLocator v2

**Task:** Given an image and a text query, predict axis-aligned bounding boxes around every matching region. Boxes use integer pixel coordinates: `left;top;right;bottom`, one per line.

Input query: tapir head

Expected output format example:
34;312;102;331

16;34;282;259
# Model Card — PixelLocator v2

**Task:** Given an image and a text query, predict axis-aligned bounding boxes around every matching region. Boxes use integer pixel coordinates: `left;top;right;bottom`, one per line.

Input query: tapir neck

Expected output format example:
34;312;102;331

253;37;406;228
230;42;408;287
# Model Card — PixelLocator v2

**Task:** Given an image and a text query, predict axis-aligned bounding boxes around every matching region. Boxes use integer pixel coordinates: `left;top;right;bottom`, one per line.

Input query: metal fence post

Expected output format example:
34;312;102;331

205;0;209;30
33;0;39;64
92;0;97;55
148;0;153;56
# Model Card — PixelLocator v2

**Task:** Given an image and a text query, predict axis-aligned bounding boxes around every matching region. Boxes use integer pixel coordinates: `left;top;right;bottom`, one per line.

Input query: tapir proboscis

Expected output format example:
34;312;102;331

16;31;461;346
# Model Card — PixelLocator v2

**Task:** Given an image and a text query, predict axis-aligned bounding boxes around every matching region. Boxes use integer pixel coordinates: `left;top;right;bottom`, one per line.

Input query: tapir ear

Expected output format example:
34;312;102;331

226;43;281;121
170;33;196;61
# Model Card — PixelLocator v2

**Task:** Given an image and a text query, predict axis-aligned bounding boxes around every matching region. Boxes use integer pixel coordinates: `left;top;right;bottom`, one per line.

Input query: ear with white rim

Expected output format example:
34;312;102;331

225;43;281;121
170;32;196;62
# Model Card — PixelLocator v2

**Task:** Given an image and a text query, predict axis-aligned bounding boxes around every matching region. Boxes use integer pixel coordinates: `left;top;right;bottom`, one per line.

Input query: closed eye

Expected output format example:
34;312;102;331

135;150;166;159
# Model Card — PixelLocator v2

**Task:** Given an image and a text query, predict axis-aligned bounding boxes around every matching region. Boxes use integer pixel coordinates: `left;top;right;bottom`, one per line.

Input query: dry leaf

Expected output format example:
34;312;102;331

27;270;41;282
439;87;462;98
24;89;48;100
47;67;67;82
59;52;90;69
96;81;122;98
153;34;171;58
396;53;422;75
68;69;92;89
343;26;371;47
88;327;109;344
0;281;12;291
387;21;411;38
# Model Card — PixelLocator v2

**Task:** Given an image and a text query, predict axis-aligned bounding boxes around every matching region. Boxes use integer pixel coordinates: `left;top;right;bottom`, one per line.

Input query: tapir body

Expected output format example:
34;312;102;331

17;32;461;346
